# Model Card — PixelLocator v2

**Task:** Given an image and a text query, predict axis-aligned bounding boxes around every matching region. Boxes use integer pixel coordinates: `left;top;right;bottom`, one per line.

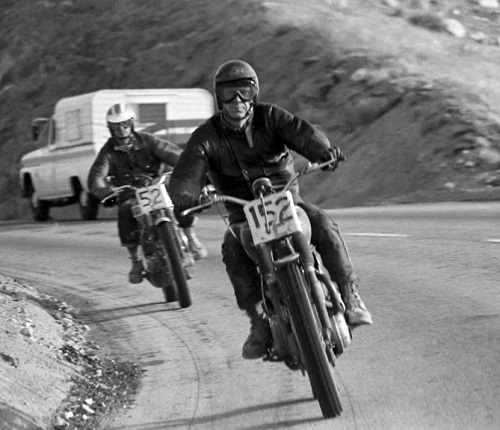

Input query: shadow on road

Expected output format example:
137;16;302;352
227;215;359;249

78;302;180;323
108;397;326;429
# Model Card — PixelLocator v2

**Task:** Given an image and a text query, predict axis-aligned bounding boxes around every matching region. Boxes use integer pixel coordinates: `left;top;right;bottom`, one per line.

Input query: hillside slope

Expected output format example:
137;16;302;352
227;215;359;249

1;0;500;220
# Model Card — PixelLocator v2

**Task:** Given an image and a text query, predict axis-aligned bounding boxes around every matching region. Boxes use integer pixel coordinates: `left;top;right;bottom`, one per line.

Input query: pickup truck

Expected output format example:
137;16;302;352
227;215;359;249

19;88;214;221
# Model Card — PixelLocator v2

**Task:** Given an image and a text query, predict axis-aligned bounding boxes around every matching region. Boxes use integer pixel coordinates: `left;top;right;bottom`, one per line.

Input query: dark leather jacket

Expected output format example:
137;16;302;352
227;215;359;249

88;131;182;201
169;103;333;223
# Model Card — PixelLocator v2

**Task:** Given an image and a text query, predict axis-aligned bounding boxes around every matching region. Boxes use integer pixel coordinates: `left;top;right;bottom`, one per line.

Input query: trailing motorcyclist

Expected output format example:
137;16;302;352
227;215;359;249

169;60;373;359
88;102;207;285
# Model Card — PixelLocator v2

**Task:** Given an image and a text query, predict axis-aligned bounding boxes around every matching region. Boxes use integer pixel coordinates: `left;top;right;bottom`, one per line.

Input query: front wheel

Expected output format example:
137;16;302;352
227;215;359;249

78;189;99;220
278;262;343;418
156;221;192;308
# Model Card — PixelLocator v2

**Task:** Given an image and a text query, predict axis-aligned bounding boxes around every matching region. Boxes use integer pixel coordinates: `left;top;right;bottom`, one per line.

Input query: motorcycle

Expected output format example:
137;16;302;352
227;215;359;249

102;173;194;308
182;158;351;418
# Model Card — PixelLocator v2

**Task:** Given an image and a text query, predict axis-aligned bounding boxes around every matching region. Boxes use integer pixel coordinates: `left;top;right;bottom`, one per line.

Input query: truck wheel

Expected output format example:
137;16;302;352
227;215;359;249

30;190;50;221
78;189;99;220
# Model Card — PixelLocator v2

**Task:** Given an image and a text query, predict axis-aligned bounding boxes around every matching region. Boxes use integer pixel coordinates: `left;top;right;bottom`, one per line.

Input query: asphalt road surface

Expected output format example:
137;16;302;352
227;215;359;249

1;202;499;430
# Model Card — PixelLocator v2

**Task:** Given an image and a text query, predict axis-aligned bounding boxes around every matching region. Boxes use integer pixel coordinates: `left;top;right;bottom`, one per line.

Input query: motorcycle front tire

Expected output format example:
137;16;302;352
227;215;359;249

156;221;192;308
278;262;343;418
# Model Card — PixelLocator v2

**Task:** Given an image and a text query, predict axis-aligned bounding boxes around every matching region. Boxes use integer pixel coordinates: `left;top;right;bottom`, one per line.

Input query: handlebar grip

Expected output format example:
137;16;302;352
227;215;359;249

181;200;214;217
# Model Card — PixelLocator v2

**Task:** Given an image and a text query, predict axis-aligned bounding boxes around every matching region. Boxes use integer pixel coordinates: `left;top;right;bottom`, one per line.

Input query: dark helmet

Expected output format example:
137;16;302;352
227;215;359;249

214;60;259;109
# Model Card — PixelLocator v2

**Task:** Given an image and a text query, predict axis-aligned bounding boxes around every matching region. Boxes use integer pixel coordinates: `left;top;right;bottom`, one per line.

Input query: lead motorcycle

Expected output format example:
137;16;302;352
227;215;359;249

103;173;194;308
183;158;351;418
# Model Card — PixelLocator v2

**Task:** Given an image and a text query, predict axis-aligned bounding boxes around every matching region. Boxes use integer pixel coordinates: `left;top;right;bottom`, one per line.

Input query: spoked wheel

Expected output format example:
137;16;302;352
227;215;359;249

278;261;343;418
78;188;99;220
157;221;192;308
30;189;50;221
162;283;178;303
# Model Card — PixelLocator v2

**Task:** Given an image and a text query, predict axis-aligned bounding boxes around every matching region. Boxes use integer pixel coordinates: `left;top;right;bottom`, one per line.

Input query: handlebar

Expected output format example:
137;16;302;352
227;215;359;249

100;184;133;205
100;172;172;204
181;155;343;217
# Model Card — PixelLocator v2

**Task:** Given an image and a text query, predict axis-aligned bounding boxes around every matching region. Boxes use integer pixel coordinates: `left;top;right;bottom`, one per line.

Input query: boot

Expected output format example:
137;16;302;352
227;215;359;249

184;227;208;260
339;281;373;328
242;304;271;359
126;245;144;284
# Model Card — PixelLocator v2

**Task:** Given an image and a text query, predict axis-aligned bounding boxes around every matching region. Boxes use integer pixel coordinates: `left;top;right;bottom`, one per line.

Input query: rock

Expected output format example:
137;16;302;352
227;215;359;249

53;416;69;429
477;147;500;167
470;31;487;43
443;18;467;38
475;136;491;148
444;182;456;189
80;403;95;414
20;325;34;338
478;0;499;9
0;352;19;368
384;0;400;7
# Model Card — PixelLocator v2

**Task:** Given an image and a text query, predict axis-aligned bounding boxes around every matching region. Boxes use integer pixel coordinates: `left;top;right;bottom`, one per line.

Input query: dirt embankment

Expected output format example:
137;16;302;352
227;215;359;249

0;276;140;430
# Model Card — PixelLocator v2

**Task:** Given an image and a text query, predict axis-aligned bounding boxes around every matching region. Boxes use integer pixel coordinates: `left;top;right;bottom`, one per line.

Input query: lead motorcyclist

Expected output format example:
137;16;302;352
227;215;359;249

88;102;207;284
169;60;373;359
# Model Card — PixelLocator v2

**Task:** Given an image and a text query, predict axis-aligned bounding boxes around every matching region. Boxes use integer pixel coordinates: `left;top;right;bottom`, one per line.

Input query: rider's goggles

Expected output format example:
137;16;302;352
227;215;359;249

108;119;133;130
218;82;257;104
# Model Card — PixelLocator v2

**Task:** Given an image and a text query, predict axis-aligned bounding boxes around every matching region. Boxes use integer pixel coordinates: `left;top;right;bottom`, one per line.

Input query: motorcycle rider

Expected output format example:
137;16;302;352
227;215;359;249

88;102;207;284
169;60;373;359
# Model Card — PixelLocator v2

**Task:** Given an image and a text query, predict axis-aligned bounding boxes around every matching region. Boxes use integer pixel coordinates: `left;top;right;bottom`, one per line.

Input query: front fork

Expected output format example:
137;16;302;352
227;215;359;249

254;233;336;361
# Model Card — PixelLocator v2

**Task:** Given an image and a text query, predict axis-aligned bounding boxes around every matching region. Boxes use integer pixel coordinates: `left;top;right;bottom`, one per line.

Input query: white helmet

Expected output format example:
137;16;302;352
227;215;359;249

106;102;135;124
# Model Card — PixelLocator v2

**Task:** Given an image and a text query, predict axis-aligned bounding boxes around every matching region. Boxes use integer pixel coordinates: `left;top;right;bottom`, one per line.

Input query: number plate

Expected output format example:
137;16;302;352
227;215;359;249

243;190;302;245
135;183;173;214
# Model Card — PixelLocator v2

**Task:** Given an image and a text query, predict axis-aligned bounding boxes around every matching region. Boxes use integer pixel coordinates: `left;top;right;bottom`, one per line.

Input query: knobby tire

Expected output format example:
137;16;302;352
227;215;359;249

278;261;343;418
157;221;192;308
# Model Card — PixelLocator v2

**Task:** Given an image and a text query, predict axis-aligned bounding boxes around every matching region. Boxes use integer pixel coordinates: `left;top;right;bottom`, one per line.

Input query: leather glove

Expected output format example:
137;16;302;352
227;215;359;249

321;146;345;171
101;196;117;207
176;193;203;213
92;187;114;201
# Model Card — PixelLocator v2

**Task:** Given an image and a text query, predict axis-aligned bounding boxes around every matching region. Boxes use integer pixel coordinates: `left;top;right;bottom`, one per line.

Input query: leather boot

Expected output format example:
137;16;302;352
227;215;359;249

339;281;373;328
242;304;271;359
184;227;208;260
126;245;144;284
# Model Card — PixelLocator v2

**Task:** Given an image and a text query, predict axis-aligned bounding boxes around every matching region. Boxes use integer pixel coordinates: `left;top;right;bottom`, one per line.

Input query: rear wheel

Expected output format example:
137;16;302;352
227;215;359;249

278;262;343;418
29;188;50;221
157;221;192;308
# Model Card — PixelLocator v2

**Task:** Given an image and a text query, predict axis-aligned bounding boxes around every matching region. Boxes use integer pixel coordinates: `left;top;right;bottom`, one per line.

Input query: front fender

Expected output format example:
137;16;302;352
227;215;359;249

154;215;173;226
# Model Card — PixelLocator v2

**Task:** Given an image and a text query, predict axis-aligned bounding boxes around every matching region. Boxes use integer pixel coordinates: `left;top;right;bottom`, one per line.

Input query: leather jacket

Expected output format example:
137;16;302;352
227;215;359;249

169;103;333;223
88;131;182;202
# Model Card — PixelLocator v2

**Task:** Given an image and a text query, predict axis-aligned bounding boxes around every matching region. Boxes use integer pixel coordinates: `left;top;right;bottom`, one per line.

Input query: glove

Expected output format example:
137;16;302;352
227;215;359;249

102;196;117;207
176;193;203;213
93;187;117;206
92;187;114;201
321;146;345;171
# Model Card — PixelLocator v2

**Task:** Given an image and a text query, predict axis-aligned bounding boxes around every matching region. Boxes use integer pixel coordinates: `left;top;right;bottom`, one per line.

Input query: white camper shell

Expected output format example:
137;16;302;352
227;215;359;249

20;88;214;221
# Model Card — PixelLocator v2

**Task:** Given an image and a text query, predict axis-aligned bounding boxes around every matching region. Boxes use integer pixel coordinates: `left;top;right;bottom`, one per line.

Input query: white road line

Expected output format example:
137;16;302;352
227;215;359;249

345;233;409;238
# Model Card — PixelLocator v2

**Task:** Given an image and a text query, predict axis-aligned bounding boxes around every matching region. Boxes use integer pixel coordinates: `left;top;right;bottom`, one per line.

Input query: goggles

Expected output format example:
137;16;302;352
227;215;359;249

218;82;257;104
108;119;133;130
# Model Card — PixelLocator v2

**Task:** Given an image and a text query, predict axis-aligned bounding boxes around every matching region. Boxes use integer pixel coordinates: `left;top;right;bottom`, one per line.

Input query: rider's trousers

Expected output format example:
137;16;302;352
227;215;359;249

221;202;358;310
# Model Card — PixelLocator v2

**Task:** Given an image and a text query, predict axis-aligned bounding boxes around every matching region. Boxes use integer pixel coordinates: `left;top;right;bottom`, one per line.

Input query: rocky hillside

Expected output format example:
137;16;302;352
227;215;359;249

1;0;500;220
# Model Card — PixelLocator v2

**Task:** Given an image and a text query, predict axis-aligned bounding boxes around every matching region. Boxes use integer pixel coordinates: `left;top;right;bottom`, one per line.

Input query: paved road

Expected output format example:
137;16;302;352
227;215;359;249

1;202;499;429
